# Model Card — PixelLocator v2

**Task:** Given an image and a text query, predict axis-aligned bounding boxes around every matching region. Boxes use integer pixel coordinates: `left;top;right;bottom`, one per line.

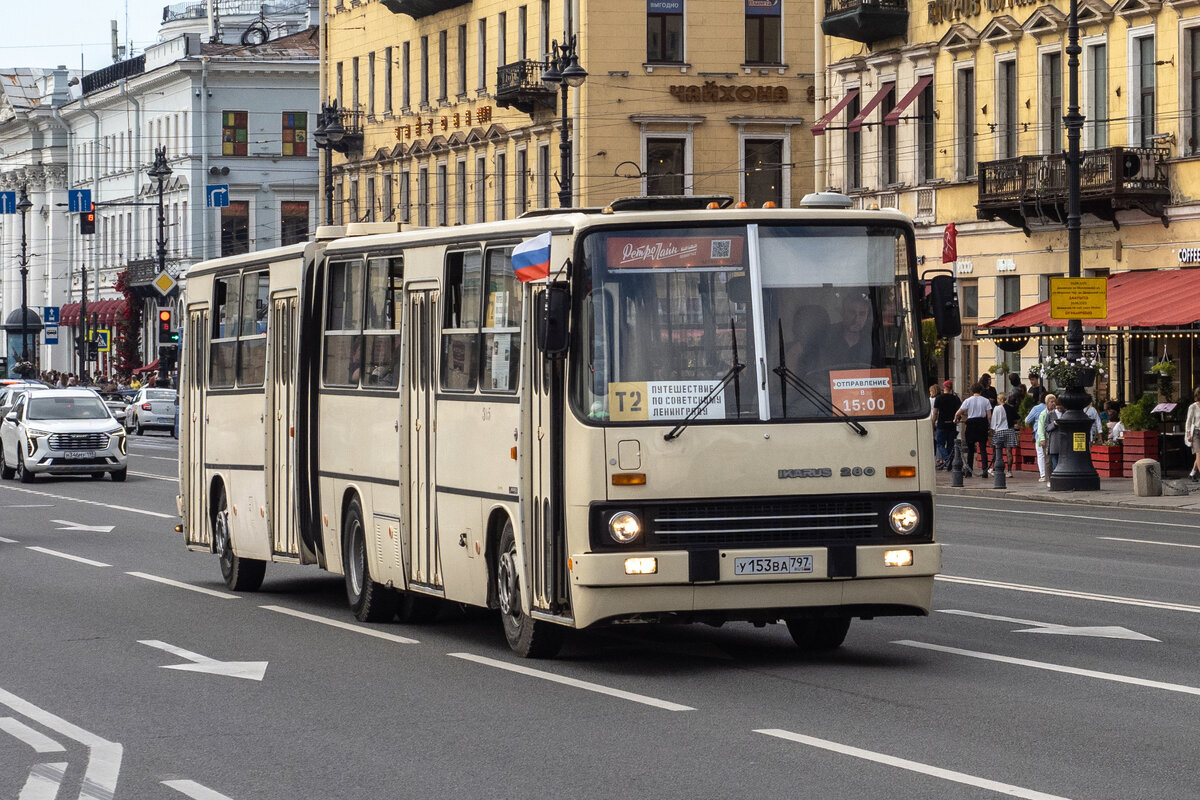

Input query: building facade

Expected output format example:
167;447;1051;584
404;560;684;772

818;0;1200;406
320;0;814;227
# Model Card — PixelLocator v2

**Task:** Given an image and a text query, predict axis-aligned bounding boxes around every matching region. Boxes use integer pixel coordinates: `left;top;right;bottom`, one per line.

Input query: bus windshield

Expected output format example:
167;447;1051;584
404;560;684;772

573;222;925;425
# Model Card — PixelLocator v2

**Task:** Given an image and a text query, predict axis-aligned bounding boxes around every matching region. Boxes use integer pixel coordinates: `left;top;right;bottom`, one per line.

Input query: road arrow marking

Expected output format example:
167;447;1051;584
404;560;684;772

162;779;236;800
52;520;115;533
939;610;1159;641
139;640;267;681
20;761;67;800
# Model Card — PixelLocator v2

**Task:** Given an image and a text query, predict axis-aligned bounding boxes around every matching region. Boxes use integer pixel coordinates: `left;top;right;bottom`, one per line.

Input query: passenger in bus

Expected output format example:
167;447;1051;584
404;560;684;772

827;291;875;366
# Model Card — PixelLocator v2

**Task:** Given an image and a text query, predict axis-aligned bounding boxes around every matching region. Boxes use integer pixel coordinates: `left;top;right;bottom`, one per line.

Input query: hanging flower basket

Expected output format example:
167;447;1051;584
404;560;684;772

1035;355;1105;388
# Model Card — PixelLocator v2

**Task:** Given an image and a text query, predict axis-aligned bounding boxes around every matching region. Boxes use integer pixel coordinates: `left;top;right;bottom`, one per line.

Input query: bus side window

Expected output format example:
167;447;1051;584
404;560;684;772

323;260;364;387
363;256;402;389
440;249;481;392
480;248;521;393
210;275;239;388
238;271;269;386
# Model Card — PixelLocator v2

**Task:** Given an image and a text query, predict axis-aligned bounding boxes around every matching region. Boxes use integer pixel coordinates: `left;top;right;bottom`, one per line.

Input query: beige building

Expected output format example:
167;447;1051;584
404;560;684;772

319;0;815;226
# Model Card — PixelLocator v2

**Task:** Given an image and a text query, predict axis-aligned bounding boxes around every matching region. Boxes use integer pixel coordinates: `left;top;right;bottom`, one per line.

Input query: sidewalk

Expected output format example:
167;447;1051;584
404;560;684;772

935;463;1200;512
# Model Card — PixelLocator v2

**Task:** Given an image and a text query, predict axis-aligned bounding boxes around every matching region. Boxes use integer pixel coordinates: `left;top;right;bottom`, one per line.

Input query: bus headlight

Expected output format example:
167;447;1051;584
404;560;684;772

608;511;642;544
888;503;920;535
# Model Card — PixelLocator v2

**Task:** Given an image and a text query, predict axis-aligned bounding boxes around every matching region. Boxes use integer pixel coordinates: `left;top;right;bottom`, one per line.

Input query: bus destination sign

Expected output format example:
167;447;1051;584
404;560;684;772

607;380;725;421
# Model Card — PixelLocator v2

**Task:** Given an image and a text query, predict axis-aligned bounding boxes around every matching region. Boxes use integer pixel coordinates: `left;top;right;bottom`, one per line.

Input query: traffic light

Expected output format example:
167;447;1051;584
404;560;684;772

157;308;174;344
80;203;96;235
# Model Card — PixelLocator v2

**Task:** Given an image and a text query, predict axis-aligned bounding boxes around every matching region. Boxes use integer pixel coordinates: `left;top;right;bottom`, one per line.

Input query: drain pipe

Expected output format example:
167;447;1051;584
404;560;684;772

200;56;211;260
78;94;102;305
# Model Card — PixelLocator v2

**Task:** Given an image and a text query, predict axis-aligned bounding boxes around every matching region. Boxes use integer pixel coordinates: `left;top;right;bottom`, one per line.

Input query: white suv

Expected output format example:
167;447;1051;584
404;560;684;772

0;389;128;482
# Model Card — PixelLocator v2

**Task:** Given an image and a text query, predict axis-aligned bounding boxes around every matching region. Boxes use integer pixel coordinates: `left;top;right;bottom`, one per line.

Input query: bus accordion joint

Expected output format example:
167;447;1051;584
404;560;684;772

885;466;916;478
612;473;646;486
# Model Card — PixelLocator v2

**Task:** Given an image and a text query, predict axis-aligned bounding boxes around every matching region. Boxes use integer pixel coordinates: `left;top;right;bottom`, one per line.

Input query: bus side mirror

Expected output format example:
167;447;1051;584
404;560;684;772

537;284;571;357
926;274;962;339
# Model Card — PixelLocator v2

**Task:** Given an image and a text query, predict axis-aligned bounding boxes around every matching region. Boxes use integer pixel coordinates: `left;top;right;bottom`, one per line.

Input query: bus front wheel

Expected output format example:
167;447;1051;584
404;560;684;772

342;496;397;623
496;521;564;659
784;616;851;652
214;487;265;592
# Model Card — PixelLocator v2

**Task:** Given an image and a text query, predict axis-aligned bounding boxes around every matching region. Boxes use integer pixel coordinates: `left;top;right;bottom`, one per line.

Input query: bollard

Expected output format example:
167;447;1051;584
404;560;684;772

950;437;964;487
992;437;1007;489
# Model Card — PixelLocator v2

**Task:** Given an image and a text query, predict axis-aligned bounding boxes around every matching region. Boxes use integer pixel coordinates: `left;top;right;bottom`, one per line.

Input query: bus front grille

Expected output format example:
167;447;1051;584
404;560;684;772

651;500;880;547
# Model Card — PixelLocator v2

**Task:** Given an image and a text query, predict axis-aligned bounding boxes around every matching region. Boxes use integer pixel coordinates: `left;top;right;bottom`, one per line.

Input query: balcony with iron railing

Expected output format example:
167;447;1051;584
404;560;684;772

162;0;307;22
495;60;558;115
82;55;146;95
821;0;908;45
378;0;471;19
977;147;1170;232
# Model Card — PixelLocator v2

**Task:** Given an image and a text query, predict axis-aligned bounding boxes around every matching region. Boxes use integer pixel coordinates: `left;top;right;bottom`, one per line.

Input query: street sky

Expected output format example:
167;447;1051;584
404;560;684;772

1;0;165;72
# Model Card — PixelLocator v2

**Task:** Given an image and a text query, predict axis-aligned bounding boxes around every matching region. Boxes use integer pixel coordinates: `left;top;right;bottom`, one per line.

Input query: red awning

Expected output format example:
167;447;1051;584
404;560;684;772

60;299;127;327
133;359;160;374
811;87;860;136
883;75;933;126
848;81;896;133
980;269;1200;329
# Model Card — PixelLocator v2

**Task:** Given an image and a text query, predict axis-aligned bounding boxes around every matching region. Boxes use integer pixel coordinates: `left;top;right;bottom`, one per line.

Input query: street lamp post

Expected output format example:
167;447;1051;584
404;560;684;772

148;147;174;386
16;185;33;375
312;101;346;225
540;35;587;208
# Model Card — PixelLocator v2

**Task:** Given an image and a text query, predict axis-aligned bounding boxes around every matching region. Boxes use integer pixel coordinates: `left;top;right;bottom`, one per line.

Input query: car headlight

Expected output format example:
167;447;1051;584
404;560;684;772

25;428;51;439
888;502;920;535
608;511;642;544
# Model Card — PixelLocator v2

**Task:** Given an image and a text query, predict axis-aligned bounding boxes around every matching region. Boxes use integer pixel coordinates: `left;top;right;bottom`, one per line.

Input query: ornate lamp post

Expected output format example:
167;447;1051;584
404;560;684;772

312;101;346;225
540;35;587;208
148;147;173;386
16;185;33;375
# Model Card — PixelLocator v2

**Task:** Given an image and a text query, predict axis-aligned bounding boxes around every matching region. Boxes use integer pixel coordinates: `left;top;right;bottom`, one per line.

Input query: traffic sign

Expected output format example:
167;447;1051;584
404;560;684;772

0;191;15;214
94;329;111;353
206;185;230;208
43;306;60;325
153;271;177;296
68;189;92;213
44;325;59;345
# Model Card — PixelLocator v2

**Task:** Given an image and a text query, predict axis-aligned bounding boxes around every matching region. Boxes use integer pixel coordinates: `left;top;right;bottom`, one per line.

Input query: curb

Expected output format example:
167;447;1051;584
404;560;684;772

936;485;1200;513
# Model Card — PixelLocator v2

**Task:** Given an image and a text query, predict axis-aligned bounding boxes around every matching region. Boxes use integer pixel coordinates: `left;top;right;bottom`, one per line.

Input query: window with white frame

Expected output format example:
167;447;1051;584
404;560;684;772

647;0;684;63
997;58;1018;159
437;161;448;225
475;154;487;222
515;147;527;213
880;84;898;185
477;19;487;91
1085;41;1106;149
537;143;551;207
1131;32;1155;147
745;0;781;65
645;136;687;195
956;65;976;179
456;157;467;224
743;137;785;207
845;91;861;190
495;151;508;219
1042;50;1062;154
1191;28;1200;154
418;166;429;226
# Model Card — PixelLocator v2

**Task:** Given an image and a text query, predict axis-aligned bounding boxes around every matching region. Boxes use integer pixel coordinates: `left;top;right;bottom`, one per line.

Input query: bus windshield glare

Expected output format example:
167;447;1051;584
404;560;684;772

573;223;925;424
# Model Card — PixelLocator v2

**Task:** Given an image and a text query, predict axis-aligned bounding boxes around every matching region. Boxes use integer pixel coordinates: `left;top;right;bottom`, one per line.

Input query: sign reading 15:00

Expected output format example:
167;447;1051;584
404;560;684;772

830;370;894;416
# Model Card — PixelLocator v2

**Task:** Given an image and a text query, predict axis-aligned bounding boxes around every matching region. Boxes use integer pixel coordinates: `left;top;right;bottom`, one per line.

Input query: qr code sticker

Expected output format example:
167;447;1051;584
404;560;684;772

710;239;732;259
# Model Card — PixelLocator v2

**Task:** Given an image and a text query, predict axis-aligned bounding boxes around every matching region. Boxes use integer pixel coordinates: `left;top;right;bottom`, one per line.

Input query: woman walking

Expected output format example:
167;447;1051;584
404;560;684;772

1185;388;1200;481
1036;394;1062;482
990;392;1020;477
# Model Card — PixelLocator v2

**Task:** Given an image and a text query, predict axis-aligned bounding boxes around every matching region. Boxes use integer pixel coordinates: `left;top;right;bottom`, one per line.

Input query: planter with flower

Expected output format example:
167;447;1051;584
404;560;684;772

1149;359;1177;403
1035;354;1106;391
1090;439;1123;478
1119;396;1160;471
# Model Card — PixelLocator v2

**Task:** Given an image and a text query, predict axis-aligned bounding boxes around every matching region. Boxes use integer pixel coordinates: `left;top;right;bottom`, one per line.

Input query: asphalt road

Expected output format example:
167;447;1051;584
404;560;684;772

0;434;1197;800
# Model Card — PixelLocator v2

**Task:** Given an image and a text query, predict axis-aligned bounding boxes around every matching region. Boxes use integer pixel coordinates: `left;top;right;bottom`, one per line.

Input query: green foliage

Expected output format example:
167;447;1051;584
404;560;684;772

1017;393;1034;425
1119;395;1158;431
1149;360;1177;377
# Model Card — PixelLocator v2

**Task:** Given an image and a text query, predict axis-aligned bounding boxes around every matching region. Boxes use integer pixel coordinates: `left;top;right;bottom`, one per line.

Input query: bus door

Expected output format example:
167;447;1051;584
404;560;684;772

406;286;443;592
267;291;300;560
183;307;210;550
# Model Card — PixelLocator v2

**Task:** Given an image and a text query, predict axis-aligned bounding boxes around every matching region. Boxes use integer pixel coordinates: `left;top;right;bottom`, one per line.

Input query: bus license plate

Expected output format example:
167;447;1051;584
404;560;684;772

734;555;814;575
64;451;96;460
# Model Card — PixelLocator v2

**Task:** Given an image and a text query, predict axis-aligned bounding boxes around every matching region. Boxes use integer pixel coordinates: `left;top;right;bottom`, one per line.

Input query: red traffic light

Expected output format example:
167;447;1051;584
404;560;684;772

159;310;172;323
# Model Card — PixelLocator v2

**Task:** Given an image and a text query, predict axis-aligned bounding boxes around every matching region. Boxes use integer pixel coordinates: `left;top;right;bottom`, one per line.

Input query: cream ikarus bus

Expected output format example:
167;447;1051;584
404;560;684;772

177;194;959;658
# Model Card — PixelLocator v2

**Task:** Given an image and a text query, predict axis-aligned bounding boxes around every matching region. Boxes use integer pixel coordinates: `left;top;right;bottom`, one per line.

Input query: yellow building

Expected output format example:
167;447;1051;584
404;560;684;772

319;0;815;227
818;0;1200;406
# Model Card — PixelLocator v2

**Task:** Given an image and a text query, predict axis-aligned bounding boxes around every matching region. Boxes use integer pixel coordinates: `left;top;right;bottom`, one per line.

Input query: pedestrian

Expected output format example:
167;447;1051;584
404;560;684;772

1028;371;1047;404
990;392;1019;476
979;373;998;406
932;380;961;470
1084;400;1103;444
928;383;940;456
1104;401;1125;442
955;382;992;478
1184;387;1200;481
1036;394;1062;481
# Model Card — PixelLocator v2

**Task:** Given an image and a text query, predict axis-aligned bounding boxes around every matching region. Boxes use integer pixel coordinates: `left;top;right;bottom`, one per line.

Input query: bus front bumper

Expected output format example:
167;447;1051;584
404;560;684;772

567;543;940;629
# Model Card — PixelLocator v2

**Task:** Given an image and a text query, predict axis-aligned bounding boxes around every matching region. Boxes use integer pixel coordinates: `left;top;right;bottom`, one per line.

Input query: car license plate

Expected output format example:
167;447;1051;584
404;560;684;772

733;555;814;575
64;451;96;460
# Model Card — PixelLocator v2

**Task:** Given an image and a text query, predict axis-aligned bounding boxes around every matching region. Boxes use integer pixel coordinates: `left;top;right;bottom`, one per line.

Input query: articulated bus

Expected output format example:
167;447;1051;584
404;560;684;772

177;194;959;658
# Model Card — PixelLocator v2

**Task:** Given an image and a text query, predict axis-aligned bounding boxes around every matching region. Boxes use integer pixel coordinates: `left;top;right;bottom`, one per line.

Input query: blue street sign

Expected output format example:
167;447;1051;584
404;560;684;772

0;191;15;214
44;325;58;345
93;329;110;352
206;185;230;208
68;189;92;213
43;306;60;325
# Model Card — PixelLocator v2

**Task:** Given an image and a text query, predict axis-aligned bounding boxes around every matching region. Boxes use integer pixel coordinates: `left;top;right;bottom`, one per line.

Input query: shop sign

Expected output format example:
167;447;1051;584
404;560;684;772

955;259;973;274
996;258;1015;272
669;83;789;103
1178;248;1200;264
395;107;493;140
928;0;1037;25
746;0;781;15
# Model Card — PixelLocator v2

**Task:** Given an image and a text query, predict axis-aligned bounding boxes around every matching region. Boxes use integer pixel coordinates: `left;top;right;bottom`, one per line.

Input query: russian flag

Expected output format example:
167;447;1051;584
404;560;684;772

512;232;552;282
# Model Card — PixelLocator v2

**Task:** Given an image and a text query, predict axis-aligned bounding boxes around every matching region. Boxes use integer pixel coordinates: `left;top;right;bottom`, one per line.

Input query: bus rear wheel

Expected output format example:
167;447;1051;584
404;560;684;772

213;487;265;591
784;616;851;652
343;496;397;623
496;521;564;659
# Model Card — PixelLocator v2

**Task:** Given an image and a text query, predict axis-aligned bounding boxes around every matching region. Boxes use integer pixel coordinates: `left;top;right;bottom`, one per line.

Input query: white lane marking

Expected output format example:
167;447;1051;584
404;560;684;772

8;504;53;508
1099;536;1200;550
895;640;1200;697
0;484;174;519
936;575;1200;614
938;503;1200;529
0;717;64;752
52;520;115;533
127;572;239;600
449;652;695;711
0;536;18;543
755;729;1072;800
162;779;235;800
0;686;123;800
26;546;110;568
19;762;68;800
130;471;176;482
139;640;268;681
938;610;1159;641
132;454;177;462
260;605;419;644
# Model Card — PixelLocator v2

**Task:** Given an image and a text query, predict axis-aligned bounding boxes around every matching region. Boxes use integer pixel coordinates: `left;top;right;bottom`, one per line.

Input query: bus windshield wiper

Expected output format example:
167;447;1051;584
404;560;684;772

774;320;867;437
664;318;743;441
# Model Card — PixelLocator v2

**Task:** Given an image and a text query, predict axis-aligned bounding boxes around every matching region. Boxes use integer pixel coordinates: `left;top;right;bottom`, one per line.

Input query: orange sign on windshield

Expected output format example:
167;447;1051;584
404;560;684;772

829;369;894;416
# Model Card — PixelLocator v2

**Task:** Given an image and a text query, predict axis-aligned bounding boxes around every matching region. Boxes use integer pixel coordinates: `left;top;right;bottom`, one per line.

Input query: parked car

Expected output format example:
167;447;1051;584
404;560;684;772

0;383;49;419
93;391;128;425
0;389;128;482
124;387;178;435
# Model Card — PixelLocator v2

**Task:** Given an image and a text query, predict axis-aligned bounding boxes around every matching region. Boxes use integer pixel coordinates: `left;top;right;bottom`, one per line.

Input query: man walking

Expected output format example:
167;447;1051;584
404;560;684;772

933;380;962;470
955;382;993;478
